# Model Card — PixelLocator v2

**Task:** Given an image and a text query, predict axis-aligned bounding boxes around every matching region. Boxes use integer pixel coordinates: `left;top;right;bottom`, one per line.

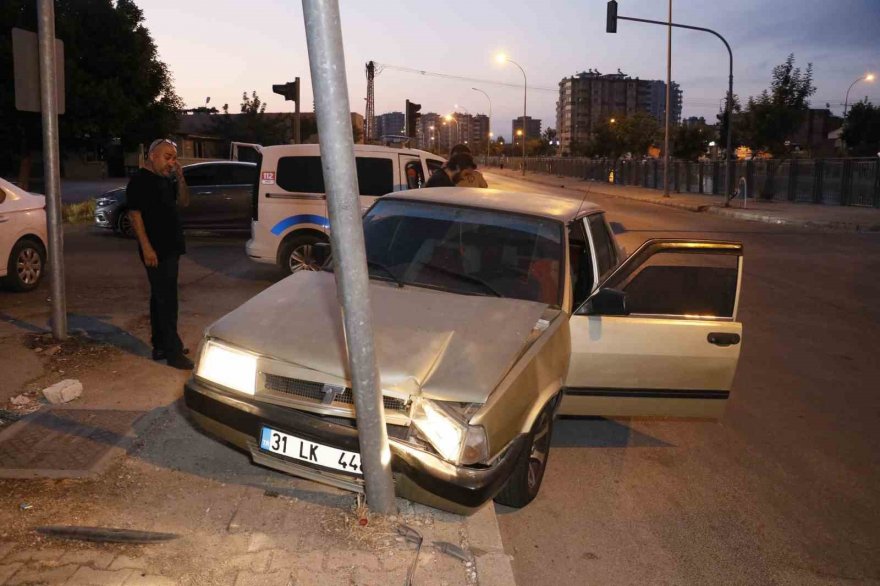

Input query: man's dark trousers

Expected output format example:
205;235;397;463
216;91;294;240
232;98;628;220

145;255;183;356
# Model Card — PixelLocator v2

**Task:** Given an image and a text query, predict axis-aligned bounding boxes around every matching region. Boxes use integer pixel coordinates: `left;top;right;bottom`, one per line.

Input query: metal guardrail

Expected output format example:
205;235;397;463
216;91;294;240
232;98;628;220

482;156;880;208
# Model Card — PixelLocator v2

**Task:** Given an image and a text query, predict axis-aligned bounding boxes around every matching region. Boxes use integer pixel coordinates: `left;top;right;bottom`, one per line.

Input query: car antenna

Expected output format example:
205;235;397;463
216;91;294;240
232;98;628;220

573;183;593;218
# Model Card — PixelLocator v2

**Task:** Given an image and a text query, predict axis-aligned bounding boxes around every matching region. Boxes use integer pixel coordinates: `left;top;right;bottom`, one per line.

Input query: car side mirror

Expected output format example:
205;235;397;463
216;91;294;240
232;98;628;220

581;288;628;316
312;242;332;268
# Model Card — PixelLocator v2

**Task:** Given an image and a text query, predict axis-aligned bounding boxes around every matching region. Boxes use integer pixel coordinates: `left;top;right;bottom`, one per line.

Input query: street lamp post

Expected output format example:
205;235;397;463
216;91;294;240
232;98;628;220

472;87;492;160
844;73;875;117
497;54;527;175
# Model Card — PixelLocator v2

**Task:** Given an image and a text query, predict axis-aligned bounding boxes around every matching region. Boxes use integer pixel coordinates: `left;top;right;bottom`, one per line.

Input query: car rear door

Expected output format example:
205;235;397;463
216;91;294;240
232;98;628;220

181;164;220;226
398;154;425;189
562;238;744;419
355;155;395;211
227;164;256;228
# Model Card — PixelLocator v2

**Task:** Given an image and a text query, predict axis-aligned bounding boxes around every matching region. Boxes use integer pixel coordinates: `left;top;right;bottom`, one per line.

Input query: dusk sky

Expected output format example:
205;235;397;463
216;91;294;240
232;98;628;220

139;0;880;141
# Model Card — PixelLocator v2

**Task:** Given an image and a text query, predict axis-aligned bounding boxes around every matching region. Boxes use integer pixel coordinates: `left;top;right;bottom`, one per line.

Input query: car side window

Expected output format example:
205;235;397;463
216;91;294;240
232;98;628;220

213;165;234;186
277;156;325;193
404;161;424;189
569;219;595;309
427;159;444;174
618;251;739;318
587;213;617;279
355;157;393;196
184;165;217;187
231;165;256;185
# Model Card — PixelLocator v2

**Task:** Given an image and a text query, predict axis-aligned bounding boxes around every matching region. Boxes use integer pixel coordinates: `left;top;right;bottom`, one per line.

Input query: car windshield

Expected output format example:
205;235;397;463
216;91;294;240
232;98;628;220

361;199;563;305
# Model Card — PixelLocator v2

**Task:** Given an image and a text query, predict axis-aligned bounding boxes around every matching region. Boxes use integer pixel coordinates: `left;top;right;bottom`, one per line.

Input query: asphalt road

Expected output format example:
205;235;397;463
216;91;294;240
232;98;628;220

485;172;880;585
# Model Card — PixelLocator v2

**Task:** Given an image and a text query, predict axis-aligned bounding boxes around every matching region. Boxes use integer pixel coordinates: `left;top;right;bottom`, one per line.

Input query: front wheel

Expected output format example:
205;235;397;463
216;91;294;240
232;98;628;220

493;399;556;508
116;209;134;238
5;238;46;292
279;233;326;275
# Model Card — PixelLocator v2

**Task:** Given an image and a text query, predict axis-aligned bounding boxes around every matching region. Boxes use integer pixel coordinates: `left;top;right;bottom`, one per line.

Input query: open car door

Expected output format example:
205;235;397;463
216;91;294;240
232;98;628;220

562;239;743;419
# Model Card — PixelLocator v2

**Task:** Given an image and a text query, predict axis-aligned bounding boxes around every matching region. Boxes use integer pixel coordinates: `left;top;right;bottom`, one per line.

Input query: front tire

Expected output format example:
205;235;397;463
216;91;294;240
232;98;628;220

5;238;46;292
494;399;556;508
279;233;326;275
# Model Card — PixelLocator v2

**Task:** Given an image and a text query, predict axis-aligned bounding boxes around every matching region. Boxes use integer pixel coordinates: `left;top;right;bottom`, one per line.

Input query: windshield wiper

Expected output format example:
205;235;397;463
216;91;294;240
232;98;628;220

367;259;404;288
419;262;501;297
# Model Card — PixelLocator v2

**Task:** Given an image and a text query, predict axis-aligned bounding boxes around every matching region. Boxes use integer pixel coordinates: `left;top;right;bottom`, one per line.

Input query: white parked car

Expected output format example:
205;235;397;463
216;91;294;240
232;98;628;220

0;178;47;292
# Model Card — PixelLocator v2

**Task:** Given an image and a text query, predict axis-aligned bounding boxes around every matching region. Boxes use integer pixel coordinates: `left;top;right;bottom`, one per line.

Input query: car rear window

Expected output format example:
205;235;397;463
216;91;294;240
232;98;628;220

184;165;217;187
232;165;256;185
356;157;393;196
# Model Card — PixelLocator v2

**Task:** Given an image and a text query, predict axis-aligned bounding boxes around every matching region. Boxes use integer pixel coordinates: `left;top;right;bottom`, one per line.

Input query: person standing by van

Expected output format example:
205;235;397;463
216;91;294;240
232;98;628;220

127;139;193;370
426;152;485;188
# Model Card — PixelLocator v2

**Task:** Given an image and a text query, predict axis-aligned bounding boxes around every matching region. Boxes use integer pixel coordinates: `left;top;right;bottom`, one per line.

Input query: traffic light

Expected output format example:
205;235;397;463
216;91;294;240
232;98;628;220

272;78;300;103
606;0;618;33
405;99;421;138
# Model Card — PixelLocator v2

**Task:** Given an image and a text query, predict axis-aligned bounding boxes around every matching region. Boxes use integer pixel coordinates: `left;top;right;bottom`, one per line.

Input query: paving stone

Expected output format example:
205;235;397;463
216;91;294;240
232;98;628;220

227;551;271;573
324;550;380;572
291;569;354;586
5;547;67;564
268;550;323;572
234;570;293;586
0;544;15;562
66;566;135;586
108;556;148;571
0;563;24;584
465;505;504;553
379;550;415;572
247;532;277;553
474;552;516;586
122;573;176;586
59;550;116;569
353;567;408;586
6;563;79;585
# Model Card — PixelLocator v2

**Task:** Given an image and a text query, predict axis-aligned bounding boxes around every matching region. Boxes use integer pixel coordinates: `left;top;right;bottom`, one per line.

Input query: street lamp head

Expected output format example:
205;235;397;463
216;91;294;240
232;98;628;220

495;53;507;64
516;129;523;136
610;118;616;124
444;114;453;122
867;73;876;82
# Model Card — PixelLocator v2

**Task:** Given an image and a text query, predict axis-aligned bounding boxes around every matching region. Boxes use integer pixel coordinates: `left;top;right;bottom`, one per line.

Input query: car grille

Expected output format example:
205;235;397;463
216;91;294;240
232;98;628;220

263;373;409;413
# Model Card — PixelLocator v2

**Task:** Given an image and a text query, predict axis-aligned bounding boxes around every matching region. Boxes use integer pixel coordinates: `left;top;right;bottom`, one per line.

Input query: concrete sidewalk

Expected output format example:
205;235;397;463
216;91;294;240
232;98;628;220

0;226;516;586
487;168;880;232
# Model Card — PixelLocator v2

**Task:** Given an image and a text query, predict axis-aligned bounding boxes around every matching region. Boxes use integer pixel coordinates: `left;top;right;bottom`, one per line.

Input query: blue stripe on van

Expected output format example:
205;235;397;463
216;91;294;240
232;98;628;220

270;214;330;235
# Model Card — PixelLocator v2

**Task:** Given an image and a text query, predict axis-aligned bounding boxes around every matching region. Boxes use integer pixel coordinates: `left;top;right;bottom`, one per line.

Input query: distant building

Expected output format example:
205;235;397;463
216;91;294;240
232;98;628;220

512;116;541;142
790;109;842;157
418;112;442;151
683;116;707;128
374;111;406;140
555;70;682;155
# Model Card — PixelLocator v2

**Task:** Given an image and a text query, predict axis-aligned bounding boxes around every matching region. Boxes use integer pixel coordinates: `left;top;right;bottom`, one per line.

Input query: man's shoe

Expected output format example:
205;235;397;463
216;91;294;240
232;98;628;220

152;347;190;361
167;354;194;370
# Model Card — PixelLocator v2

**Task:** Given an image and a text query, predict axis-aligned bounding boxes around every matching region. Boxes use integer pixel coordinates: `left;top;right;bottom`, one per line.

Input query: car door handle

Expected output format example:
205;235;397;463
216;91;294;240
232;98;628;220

708;332;740;347
196;190;214;195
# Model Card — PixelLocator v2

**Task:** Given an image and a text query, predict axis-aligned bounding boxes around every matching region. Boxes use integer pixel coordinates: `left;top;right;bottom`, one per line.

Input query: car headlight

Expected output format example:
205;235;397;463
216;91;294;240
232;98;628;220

410;398;488;465
95;197;116;207
196;340;258;395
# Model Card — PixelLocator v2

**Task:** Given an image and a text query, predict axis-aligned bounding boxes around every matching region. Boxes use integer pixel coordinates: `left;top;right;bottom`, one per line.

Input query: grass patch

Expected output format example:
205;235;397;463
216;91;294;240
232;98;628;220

62;199;95;224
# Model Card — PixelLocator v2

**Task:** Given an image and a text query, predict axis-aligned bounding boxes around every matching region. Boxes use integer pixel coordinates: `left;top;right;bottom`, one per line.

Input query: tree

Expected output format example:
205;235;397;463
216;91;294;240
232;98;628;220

0;0;182;181
672;124;710;160
738;54;816;156
616;112;659;156
842;100;880;156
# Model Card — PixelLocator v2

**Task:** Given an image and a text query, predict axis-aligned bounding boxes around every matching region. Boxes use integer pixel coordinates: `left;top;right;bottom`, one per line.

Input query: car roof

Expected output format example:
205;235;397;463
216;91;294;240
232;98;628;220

385;187;601;223
260;144;442;158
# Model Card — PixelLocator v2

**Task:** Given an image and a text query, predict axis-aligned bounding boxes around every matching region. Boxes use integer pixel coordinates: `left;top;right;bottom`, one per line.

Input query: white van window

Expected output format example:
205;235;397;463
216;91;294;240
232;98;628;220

356;157;393;196
277;156;325;193
427;159;444;174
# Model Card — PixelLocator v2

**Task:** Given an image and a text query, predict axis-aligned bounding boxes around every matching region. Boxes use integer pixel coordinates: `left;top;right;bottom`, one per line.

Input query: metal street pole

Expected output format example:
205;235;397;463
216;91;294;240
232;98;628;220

37;0;67;340
610;9;735;200
844;73;875;117
663;0;672;197
301;0;397;515
472;87;492;160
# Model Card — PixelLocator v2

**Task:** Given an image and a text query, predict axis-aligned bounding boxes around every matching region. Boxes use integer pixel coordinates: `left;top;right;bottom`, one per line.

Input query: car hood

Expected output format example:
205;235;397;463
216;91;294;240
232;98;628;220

207;270;550;403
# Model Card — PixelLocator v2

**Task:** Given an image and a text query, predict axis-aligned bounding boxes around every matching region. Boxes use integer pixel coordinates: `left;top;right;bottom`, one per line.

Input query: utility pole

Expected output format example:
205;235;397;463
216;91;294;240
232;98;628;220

664;0;672;197
301;0;397;515
37;0;67;339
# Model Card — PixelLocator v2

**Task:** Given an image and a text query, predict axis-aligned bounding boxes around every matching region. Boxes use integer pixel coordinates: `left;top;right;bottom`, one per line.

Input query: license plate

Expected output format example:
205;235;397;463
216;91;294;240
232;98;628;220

259;427;362;475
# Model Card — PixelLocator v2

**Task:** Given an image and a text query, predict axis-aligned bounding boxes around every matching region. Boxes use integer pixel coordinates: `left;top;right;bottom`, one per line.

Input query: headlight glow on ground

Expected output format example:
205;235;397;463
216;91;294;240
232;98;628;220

197;340;257;395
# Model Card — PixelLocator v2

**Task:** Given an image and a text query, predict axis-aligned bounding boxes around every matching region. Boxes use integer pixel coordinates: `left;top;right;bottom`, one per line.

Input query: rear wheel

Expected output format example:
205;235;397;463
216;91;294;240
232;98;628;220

279;233;326;275
494;398;556;508
5;238;46;292
116;209;134;238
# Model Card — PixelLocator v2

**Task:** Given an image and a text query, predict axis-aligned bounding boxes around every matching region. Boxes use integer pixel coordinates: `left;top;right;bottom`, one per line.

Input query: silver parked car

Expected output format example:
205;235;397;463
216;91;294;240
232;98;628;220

94;161;257;236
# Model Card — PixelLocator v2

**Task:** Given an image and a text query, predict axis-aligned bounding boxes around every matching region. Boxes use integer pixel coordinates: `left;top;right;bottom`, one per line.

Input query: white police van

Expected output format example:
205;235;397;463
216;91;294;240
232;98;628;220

246;144;445;273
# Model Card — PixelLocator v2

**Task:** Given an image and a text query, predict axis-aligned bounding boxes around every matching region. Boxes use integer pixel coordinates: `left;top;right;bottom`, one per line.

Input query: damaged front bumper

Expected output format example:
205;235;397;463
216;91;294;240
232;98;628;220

183;378;527;513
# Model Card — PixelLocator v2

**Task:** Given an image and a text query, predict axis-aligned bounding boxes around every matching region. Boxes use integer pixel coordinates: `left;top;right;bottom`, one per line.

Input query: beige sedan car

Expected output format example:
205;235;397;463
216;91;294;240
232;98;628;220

185;187;743;513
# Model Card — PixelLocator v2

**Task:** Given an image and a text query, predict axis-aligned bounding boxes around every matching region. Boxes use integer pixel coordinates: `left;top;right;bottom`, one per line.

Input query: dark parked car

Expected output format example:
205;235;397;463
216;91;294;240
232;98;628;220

94;161;257;236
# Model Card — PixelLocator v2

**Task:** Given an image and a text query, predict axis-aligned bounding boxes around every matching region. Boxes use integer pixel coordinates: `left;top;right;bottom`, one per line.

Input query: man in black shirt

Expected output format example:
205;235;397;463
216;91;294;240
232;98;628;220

425;153;478;187
127;139;193;369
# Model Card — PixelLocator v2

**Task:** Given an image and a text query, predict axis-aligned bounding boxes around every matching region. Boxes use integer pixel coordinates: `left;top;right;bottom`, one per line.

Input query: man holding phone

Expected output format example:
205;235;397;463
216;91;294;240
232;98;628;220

127;138;193;370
